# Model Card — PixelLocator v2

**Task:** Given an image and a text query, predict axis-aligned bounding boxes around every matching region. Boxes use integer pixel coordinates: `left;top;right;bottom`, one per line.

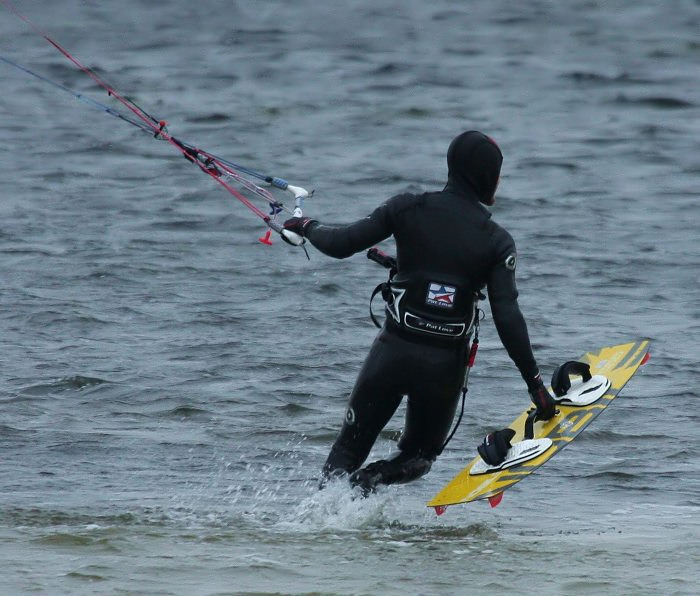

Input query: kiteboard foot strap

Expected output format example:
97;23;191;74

470;438;553;476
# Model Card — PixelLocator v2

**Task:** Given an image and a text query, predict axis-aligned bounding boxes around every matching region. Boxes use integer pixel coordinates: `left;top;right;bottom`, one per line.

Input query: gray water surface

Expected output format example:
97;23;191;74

1;1;698;594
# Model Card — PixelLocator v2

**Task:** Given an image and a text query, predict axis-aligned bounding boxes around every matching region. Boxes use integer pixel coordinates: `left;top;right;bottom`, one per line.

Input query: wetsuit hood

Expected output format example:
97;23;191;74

445;131;503;205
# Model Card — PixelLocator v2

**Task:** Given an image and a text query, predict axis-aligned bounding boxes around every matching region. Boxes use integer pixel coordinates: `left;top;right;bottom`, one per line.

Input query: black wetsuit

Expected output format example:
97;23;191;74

303;131;540;491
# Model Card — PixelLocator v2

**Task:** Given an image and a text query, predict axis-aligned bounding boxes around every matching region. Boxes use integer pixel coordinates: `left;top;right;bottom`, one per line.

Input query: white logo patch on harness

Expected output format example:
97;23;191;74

426;283;456;309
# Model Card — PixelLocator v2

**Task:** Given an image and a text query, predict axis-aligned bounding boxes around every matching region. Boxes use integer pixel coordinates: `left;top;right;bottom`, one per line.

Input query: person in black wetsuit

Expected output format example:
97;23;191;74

283;130;556;493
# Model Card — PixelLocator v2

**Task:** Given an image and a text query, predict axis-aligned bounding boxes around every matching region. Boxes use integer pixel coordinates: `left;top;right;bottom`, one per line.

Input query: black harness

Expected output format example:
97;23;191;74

367;248;478;340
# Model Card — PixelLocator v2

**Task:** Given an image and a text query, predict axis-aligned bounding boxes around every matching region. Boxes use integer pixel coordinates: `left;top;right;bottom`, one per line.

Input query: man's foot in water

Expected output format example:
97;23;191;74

348;461;387;497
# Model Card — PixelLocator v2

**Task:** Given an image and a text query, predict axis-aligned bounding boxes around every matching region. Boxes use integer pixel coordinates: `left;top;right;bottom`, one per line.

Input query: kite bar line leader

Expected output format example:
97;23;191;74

0;0;313;256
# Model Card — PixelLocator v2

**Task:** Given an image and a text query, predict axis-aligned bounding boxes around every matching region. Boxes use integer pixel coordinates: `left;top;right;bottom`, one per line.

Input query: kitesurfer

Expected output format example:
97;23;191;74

284;130;556;494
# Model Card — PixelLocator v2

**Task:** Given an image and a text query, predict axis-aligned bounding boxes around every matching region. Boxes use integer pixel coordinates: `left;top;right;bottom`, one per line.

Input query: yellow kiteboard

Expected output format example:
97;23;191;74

427;339;650;514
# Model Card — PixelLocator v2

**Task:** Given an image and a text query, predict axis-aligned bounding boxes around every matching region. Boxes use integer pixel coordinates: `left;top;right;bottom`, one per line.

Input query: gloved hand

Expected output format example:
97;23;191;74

528;374;557;420
283;216;316;237
477;427;516;466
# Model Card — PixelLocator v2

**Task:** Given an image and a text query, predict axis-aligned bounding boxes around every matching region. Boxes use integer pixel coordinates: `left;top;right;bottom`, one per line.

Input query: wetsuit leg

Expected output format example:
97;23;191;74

398;346;466;457
322;329;407;481
347;335;467;493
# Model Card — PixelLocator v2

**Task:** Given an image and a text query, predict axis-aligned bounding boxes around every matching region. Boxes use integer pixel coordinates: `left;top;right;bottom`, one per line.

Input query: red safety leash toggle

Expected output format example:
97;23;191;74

258;229;273;245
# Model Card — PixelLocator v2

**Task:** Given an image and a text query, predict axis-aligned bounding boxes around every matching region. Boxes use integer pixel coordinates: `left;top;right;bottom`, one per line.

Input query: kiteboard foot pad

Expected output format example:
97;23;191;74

557;374;611;406
469;438;553;476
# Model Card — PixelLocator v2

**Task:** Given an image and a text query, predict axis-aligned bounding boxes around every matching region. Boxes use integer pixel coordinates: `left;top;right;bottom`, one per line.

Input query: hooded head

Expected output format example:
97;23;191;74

446;131;503;205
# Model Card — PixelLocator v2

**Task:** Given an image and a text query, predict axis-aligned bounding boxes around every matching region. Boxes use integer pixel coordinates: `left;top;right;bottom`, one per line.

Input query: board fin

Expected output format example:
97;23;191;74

488;492;504;508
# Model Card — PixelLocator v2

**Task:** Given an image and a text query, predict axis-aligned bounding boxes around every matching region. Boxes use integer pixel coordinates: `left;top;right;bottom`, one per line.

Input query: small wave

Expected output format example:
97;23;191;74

432;10;467;22
40;169;93;181
315;282;342;294
220;28;286;46
159;405;213;419
45;61;92;80
65;571;107;582
20;376;109;397
517;158;579;171
25;309;113;327
61;375;108;389
578;470;639;481
611;94;694;109
80;269;131;283
33;529;124;555
0;423;34;435
129;40;179;52
2;244;65;257
34;533;96;547
581;428;669;442
2;507;138;528
402;107;432;118
276;403;314;415
371;62;408;75
146;219;211;231
562;71;651;85
191;312;247;325
186;112;232;124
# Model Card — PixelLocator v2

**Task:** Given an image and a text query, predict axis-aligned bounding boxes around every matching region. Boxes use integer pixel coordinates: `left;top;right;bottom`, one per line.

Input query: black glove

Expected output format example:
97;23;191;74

528;374;557;420
283;216;316;237
477;428;516;466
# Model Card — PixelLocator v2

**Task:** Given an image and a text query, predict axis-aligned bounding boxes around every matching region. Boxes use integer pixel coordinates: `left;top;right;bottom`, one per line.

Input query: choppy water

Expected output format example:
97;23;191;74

1;0;699;594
